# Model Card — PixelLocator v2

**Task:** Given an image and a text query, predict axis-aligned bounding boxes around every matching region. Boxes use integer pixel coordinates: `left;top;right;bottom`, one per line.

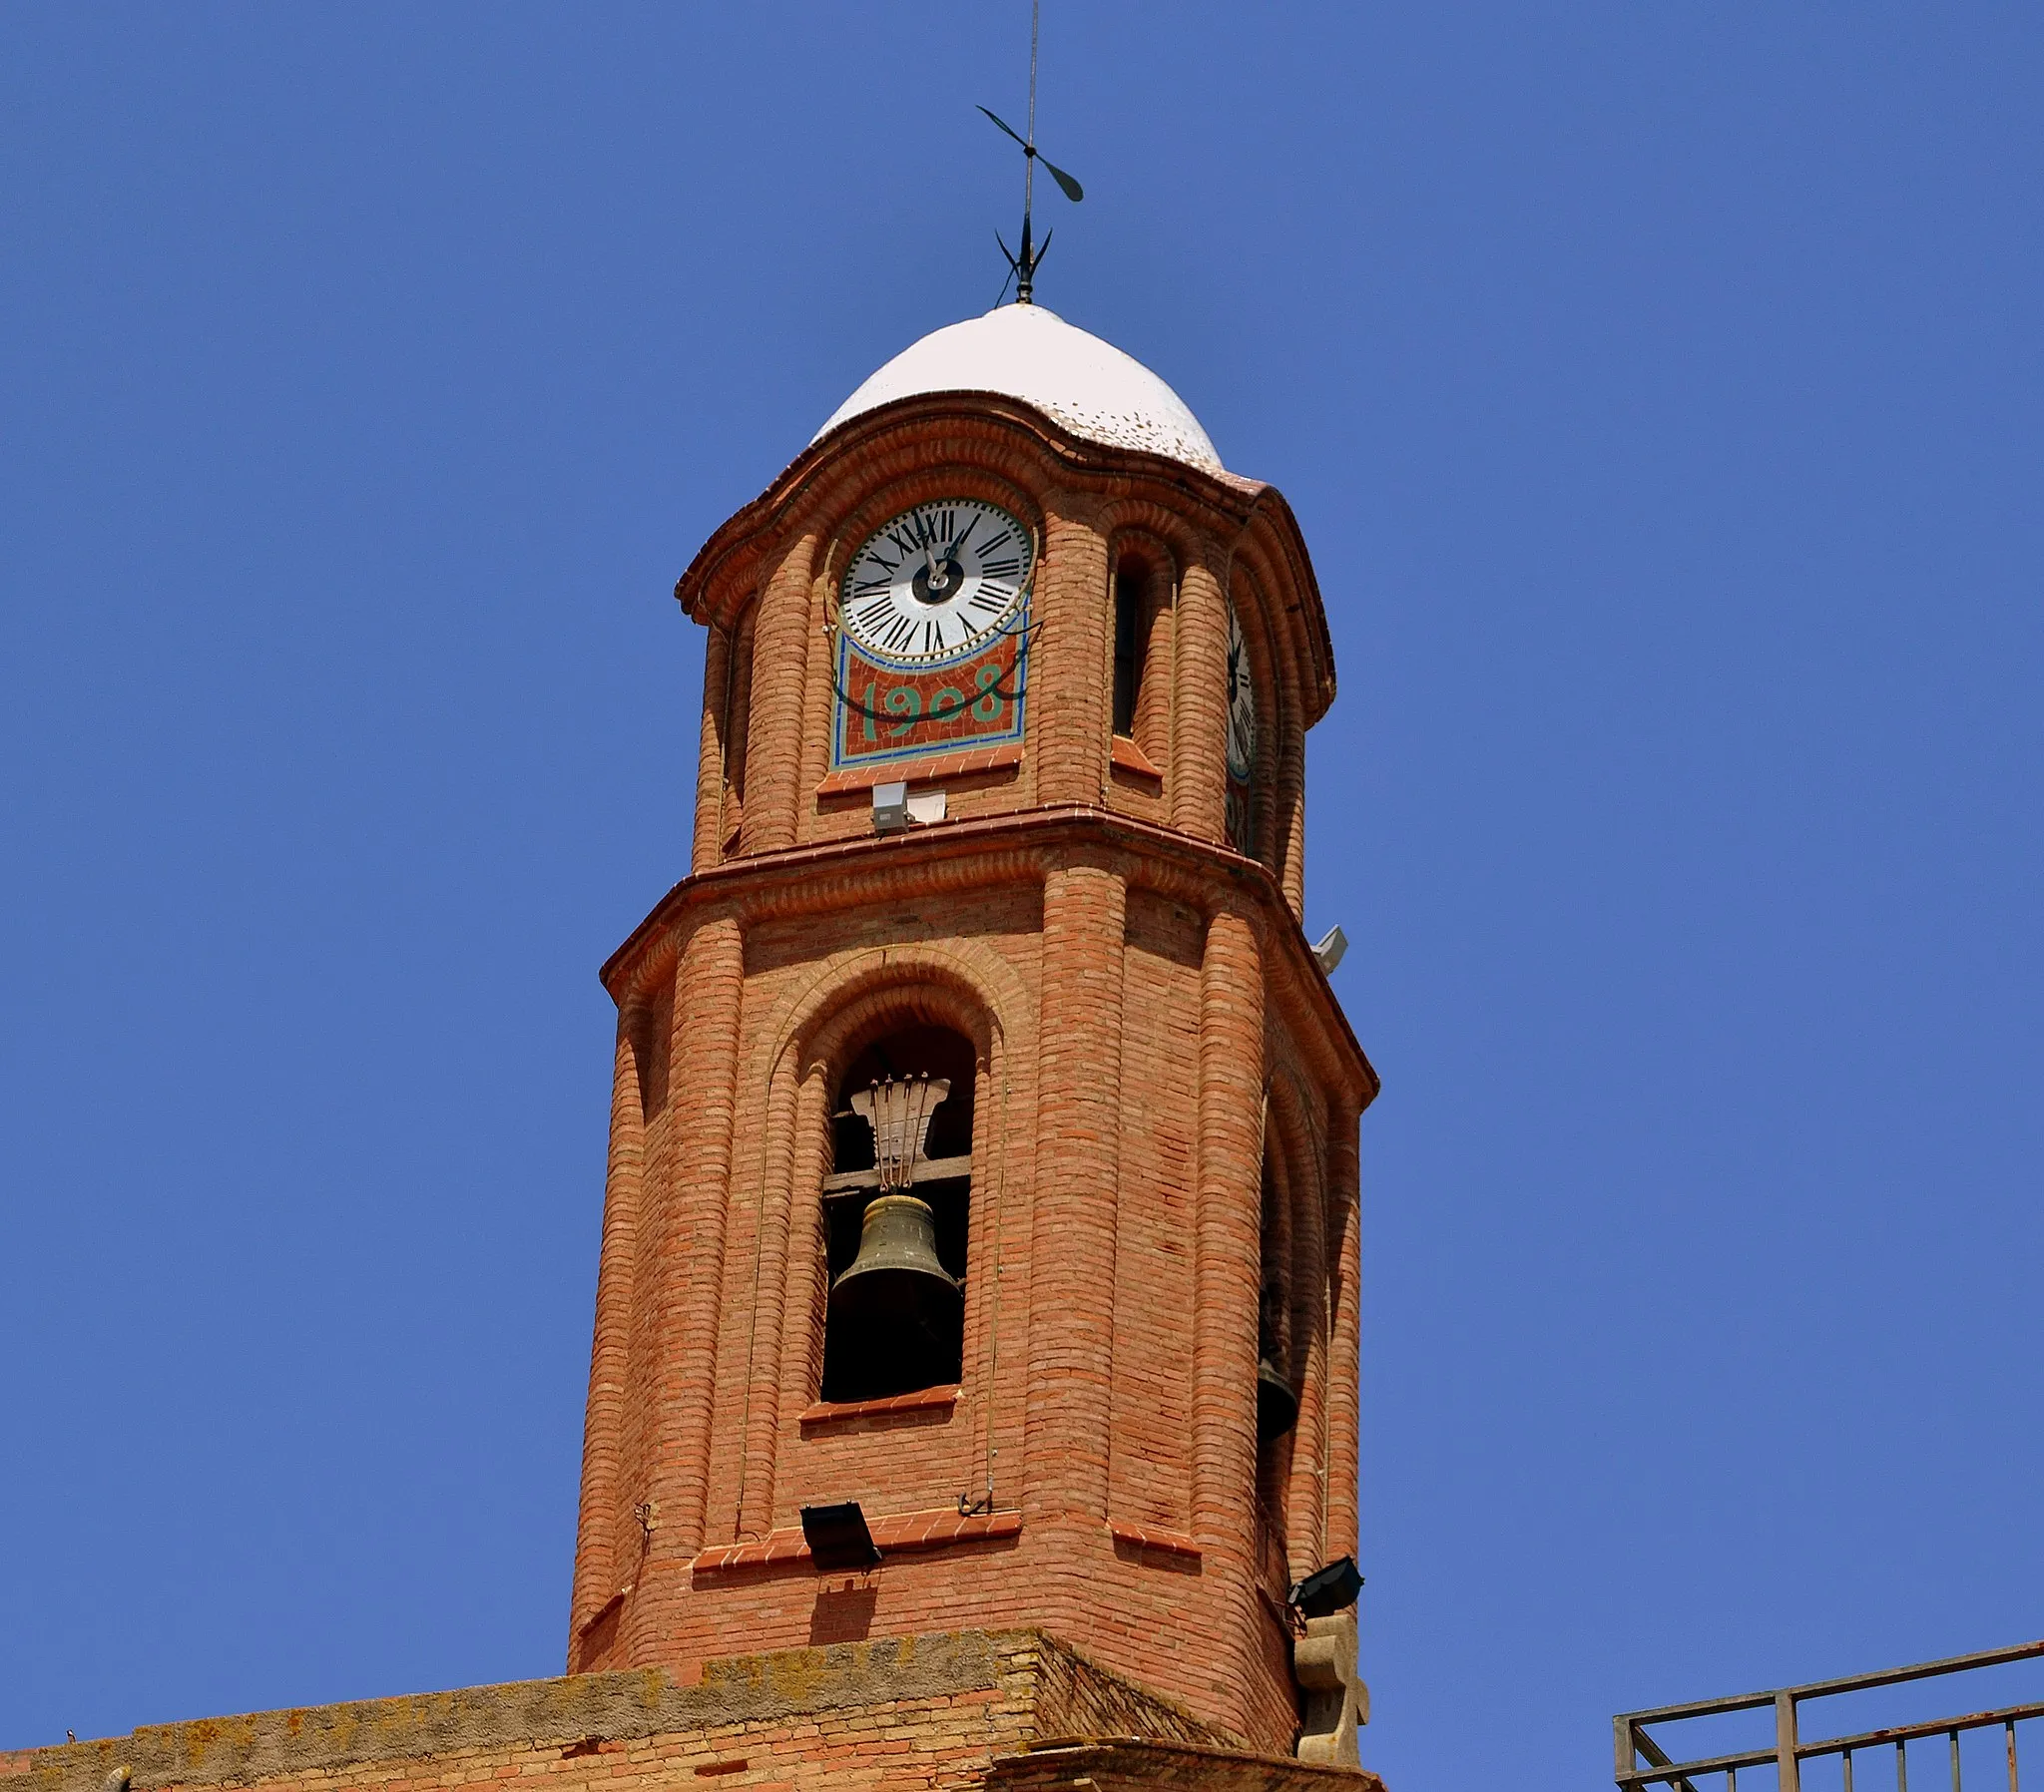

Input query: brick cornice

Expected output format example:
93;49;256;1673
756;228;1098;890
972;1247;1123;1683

600;806;1376;1107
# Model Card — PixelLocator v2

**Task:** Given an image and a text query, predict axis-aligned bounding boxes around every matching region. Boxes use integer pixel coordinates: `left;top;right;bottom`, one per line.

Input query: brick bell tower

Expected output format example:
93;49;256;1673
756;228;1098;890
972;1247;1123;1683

567;301;1378;1762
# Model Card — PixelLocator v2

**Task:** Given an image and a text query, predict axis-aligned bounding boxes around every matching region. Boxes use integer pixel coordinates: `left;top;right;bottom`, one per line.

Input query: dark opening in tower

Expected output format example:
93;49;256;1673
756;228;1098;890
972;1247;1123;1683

1256;1144;1300;1532
1113;559;1147;739
820;1024;976;1403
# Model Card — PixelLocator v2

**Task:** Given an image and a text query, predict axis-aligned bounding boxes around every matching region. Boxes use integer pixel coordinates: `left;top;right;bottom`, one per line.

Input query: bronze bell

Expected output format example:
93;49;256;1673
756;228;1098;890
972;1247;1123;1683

828;1193;962;1397
1257;1355;1299;1442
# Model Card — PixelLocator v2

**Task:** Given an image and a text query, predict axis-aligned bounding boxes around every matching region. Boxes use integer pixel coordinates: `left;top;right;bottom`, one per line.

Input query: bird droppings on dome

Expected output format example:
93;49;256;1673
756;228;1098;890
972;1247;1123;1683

813;303;1225;475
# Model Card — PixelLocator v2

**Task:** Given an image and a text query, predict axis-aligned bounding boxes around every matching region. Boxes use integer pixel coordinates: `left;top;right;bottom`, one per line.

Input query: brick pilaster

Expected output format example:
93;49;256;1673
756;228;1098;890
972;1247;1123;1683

1324;1095;1361;1567
1285;1125;1328;1579
732;1056;818;1541
1026;861;1127;1557
626;913;744;1658
1173;551;1230;844
740;535;817;855
569;1016;645;1645
1033;499;1113;807
693;623;733;874
1278;699;1305;918
1192;905;1265;1729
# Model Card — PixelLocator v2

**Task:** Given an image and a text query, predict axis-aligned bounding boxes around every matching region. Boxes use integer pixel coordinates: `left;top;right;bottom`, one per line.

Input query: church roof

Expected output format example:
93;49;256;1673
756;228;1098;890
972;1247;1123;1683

812;303;1225;475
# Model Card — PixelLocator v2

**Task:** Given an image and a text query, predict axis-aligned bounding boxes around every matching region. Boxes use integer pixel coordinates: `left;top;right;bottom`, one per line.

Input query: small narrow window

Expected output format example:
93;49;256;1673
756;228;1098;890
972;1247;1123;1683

722;608;757;850
1112;564;1144;738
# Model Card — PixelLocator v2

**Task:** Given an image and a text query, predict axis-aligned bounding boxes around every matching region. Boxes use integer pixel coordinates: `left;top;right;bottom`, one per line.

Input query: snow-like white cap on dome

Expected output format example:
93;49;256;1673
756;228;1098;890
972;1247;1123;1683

813;303;1223;475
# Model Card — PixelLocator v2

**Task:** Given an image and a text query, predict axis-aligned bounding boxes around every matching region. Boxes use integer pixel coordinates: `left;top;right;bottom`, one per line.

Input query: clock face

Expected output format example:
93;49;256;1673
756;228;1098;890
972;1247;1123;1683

1225;601;1258;779
839;499;1033;668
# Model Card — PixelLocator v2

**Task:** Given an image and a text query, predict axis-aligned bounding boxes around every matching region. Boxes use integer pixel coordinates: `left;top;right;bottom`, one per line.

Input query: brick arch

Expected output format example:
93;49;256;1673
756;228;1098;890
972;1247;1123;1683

801;981;992;1099
1264;1066;1326;1256
758;937;1027;1092
810;465;1047;609
733;410;1092;624
1093;495;1207;563
1105;523;1181;579
1226;527;1309;910
757;940;1027;1463
609;929;679;1017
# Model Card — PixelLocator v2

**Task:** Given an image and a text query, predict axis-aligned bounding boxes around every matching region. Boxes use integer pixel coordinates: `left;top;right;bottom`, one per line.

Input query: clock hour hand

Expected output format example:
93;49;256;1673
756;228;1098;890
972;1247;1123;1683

927;516;976;595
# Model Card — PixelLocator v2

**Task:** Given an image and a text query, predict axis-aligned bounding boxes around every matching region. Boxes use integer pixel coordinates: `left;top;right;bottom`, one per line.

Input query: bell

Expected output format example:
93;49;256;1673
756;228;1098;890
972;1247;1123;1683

828;1194;962;1397
1257;1354;1299;1442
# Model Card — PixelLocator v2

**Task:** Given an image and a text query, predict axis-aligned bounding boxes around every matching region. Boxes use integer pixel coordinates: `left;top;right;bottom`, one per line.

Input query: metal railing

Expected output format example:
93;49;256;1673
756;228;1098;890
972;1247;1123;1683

1617;1641;2044;1792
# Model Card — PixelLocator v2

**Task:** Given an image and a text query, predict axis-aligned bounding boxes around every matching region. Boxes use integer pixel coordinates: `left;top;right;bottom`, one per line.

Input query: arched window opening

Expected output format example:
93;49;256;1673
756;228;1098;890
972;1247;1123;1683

821;1024;976;1403
1113;559;1148;738
1225;596;1260;857
1256;1146;1299;1529
625;983;673;1121
721;606;758;852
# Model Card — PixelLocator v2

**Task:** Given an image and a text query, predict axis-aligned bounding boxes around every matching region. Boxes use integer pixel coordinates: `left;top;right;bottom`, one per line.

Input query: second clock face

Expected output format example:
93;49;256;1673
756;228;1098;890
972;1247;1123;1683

1225;600;1258;778
839;499;1033;668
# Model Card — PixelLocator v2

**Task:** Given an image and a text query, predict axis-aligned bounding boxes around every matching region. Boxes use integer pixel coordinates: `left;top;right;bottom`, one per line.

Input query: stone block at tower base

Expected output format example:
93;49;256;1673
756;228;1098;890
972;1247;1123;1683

2;1630;1384;1792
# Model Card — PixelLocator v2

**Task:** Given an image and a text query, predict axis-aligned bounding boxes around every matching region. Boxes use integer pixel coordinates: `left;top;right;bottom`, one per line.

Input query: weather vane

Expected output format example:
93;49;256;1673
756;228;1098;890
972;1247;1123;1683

980;0;1084;305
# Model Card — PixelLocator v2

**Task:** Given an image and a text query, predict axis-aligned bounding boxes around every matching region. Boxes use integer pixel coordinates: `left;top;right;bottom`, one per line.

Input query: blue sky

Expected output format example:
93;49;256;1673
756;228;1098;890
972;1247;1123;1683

3;5;2040;1786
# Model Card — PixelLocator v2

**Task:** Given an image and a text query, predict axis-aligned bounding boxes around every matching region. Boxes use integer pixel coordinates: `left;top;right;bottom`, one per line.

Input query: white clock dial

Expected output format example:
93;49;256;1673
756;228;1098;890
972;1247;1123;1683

839;499;1033;667
1225;601;1258;778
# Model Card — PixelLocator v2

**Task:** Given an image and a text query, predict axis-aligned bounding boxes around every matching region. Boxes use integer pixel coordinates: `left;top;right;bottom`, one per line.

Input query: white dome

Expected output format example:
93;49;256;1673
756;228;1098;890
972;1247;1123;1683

813;304;1224;475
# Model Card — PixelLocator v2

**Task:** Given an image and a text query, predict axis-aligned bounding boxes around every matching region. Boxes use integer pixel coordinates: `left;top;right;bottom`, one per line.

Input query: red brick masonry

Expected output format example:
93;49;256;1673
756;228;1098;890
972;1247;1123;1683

1;1630;1384;1792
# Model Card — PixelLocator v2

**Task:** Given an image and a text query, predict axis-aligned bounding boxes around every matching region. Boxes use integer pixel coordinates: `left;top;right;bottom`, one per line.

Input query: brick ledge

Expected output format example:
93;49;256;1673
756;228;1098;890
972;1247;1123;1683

1106;1521;1203;1562
692;1507;1020;1575
1109;736;1164;782
798;1384;959;1426
815;741;1024;797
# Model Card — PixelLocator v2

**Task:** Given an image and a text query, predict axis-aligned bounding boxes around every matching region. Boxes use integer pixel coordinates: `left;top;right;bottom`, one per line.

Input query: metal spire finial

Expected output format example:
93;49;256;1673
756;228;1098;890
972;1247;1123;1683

980;0;1084;304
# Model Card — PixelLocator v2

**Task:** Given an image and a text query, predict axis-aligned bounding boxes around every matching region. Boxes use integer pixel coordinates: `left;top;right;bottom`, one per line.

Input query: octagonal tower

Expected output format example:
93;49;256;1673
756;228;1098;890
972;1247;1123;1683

567;302;1377;1757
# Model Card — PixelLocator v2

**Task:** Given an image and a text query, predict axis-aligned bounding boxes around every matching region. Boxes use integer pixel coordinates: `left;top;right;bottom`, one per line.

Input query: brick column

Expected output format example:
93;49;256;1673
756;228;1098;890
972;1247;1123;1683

568;1013;645;1646
1026;861;1126;1555
625;913;744;1657
691;624;733;874
1192;905;1265;1722
795;567;836;824
734;1058;822;1541
1286;1131;1329;1578
1278;699;1306;919
1173;549;1230;843
739;534;816;855
1032;500;1111;807
1324;1093;1362;1566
